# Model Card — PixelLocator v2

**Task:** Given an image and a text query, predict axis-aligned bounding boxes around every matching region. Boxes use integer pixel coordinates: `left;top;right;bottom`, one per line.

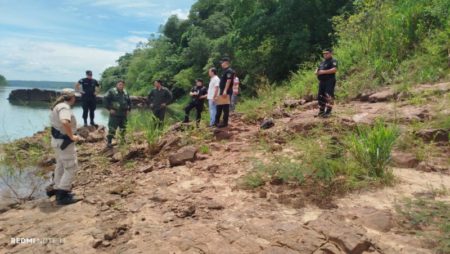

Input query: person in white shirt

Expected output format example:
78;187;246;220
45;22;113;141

207;67;220;127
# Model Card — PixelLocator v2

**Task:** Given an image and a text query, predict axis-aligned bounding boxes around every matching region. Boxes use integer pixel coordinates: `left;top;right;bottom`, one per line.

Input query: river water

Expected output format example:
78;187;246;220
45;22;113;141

0;86;109;143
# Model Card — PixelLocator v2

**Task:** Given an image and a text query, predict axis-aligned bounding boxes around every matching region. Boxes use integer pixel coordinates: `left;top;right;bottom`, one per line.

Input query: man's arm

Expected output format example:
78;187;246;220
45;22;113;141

61;120;79;141
103;90;113;110
223;79;232;96
165;89;173;104
318;68;337;75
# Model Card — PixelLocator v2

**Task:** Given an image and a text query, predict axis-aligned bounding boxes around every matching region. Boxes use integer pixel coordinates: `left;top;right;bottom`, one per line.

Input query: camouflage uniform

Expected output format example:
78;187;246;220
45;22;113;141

104;87;131;144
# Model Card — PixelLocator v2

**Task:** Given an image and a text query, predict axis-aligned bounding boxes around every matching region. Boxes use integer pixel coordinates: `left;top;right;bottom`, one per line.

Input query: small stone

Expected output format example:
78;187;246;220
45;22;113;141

139;165;153;173
92;239;103;249
102;241;111;247
260;118;275;130
207;202;224;210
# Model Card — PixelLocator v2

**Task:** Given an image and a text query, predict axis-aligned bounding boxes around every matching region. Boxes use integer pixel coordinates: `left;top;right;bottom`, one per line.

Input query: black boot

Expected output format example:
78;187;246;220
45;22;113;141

106;136;113;148
182;115;190;123
83;119;88;127
55;189;81;205
46;184;55;197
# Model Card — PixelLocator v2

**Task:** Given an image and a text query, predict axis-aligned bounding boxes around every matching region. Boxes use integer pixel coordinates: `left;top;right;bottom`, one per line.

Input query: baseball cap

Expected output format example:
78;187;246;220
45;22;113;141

61;88;76;98
322;48;333;54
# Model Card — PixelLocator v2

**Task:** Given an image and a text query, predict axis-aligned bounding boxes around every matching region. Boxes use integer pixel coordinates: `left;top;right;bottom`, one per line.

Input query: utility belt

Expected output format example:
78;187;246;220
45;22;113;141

51;127;73;150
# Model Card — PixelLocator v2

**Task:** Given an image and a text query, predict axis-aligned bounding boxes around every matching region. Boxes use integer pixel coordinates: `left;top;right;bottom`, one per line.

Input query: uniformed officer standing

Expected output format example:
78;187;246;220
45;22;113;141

183;78;208;125
215;57;235;128
75;70;100;126
147;80;173;122
104;80;131;148
49;89;82;205
315;49;338;118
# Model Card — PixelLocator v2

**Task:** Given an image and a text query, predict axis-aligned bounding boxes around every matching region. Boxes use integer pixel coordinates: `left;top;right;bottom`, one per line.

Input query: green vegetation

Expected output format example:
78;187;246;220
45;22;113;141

100;0;353;95
347;121;399;179
126;110;169;146
288;0;450;100
0;74;7;86
241;122;399;193
396;198;450;254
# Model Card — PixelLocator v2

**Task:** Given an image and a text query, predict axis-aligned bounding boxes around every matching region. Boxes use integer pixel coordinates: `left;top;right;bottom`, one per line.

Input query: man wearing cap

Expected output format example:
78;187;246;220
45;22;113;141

104;80;131;148
75;70;100;126
148;80;173;123
183;78;208;126
315;49;338;118
48;88;82;205
214;57;235;128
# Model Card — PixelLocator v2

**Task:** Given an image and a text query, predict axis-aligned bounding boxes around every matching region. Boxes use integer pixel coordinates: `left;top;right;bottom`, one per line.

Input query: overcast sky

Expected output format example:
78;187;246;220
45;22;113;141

0;0;195;81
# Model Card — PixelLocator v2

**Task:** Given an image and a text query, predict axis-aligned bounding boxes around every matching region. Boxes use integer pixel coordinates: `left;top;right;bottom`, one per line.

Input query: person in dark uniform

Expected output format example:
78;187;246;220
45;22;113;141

104;80;131;148
75;70;100;126
215;57;235;128
148;80;173;122
315;49;338;118
183;78;208;126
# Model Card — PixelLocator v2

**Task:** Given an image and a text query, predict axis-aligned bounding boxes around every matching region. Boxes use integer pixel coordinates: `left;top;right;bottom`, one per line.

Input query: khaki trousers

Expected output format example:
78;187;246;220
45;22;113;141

51;138;78;191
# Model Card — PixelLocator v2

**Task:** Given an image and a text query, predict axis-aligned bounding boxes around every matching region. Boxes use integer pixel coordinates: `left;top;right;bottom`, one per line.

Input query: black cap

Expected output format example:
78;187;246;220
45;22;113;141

220;57;231;63
322;48;333;53
86;70;93;75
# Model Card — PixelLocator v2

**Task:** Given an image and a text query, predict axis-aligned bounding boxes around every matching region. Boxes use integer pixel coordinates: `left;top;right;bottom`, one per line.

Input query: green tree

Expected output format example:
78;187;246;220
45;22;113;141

0;74;7;86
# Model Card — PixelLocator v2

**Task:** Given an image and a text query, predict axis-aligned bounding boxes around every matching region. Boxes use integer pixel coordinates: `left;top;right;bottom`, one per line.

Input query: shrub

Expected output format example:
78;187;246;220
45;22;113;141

347;121;399;179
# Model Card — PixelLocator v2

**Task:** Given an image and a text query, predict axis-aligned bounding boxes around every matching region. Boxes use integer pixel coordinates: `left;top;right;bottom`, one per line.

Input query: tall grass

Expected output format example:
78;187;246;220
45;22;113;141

347;121;399;179
126;110;168;146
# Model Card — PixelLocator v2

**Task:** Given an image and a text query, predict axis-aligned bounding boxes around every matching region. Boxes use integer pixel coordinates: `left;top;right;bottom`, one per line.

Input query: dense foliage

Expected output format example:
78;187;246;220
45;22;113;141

0;74;7;86
100;0;352;96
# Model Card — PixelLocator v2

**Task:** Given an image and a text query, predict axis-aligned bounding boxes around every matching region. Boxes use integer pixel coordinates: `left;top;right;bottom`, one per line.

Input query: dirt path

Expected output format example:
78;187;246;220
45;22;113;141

0;83;449;254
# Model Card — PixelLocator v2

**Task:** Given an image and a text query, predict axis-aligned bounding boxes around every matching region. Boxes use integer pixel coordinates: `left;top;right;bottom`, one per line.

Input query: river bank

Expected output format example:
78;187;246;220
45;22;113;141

0;82;449;253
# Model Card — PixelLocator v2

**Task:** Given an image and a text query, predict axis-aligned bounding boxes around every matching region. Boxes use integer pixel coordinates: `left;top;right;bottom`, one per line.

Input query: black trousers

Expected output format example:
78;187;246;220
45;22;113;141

152;108;166;123
184;101;204;123
82;98;97;122
318;79;336;111
215;102;230;126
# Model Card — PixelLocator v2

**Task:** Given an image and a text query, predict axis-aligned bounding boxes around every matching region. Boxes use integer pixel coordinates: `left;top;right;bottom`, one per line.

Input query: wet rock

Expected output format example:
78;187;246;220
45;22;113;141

416;128;449;143
391;151;419;168
260;118;275;130
169;146;198;167
368;89;397;102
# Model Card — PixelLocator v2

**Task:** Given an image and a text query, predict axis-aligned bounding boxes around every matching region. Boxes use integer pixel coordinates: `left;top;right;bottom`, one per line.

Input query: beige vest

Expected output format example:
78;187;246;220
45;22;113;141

50;102;77;135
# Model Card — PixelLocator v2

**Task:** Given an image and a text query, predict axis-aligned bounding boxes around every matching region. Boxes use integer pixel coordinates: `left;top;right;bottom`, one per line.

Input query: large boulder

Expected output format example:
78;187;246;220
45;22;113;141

368;89;397;103
169;146;198;167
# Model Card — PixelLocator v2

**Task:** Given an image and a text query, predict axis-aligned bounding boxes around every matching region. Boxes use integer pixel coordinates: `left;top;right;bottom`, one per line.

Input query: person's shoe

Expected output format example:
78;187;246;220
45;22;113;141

106;143;113;149
322;112;332;118
90;121;98;128
55;190;81;205
315;111;325;118
45;184;55;197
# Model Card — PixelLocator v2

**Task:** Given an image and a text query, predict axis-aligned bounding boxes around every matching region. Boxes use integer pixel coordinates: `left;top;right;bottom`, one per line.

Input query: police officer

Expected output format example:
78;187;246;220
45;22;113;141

104;80;131;148
49;89;82;205
183;78;208;126
148;80;173;122
315;49;338;118
215;57;235;128
75;70;100;126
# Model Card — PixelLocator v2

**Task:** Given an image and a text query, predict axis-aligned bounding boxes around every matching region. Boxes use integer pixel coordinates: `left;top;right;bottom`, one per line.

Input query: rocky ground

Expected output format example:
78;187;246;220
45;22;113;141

0;82;449;254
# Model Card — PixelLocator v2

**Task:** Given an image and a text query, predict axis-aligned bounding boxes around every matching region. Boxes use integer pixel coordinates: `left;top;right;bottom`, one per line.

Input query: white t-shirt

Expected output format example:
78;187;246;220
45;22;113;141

207;75;220;100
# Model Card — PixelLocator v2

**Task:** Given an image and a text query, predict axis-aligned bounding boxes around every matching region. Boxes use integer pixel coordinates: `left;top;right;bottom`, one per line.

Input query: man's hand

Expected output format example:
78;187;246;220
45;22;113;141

71;135;80;142
110;109;116;115
161;103;166;108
